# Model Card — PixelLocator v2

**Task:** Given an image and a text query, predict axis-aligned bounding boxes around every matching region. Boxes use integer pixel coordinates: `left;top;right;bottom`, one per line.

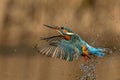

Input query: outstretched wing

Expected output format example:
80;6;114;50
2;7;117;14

35;40;80;61
41;35;64;43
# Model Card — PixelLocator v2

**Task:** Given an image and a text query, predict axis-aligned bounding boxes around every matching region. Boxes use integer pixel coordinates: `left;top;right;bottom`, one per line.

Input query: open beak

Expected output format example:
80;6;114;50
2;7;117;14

43;24;63;35
43;24;74;35
43;24;60;30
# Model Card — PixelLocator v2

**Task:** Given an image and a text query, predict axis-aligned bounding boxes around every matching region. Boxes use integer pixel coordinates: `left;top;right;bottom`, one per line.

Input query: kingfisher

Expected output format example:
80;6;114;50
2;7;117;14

35;24;107;62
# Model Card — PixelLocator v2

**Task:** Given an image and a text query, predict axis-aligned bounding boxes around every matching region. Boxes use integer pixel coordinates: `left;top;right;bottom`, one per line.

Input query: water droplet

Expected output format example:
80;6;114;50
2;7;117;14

78;60;96;80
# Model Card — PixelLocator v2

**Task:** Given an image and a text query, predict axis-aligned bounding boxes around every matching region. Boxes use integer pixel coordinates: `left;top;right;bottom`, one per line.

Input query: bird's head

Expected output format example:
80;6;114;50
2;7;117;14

43;24;74;36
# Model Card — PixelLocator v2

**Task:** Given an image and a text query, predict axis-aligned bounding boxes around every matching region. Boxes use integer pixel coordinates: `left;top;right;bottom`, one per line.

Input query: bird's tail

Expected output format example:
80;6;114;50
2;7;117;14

95;48;112;57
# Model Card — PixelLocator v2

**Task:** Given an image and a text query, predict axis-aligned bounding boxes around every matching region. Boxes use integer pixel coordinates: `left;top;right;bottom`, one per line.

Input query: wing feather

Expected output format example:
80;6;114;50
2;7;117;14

36;39;80;61
41;35;64;43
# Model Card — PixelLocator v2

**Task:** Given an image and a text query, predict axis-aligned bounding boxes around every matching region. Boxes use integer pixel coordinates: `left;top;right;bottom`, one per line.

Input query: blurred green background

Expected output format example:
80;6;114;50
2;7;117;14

0;0;120;80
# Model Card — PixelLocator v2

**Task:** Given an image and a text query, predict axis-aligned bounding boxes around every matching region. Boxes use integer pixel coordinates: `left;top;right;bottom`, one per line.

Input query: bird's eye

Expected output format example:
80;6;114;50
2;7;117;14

61;27;64;30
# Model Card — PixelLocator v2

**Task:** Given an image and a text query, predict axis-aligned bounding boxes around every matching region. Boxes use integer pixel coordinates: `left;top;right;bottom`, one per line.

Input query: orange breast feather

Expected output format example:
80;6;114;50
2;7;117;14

64;36;71;40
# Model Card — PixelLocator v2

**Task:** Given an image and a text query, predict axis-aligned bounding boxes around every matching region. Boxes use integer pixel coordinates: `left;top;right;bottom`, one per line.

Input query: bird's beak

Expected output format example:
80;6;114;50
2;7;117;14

43;24;74;35
43;24;60;30
43;24;63;35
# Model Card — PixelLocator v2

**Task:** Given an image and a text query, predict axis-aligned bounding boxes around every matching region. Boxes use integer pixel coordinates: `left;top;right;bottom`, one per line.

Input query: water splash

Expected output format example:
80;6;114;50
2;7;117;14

77;59;96;80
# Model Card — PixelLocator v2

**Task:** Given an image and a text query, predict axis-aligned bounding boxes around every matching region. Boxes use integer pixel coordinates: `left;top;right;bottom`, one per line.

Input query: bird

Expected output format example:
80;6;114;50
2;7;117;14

35;24;107;62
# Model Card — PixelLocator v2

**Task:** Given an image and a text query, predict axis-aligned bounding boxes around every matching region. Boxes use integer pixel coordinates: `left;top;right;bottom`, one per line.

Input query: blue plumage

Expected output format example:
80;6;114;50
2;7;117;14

37;24;107;62
73;34;106;57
